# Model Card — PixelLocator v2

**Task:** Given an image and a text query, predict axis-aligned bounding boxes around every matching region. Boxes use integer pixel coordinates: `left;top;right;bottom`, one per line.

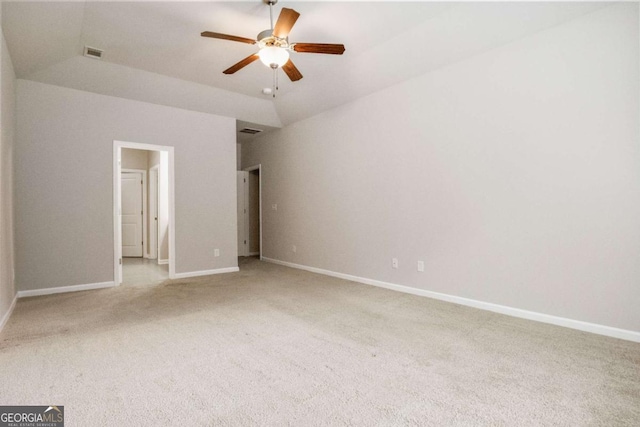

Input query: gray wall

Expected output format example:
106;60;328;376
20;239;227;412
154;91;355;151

121;147;148;170
0;25;16;322
148;150;160;169
16;80;237;291
243;4;640;332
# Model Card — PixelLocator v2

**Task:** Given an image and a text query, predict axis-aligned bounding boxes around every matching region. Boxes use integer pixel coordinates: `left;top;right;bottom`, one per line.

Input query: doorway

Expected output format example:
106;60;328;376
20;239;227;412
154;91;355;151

238;164;262;258
114;141;175;285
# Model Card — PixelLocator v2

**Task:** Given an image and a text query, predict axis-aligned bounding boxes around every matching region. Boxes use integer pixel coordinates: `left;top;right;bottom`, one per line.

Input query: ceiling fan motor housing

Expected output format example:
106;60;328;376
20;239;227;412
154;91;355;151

257;29;289;49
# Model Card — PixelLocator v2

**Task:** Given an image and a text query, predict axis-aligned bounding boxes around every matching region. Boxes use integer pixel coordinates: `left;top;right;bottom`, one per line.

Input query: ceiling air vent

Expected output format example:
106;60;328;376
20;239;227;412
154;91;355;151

83;46;104;60
239;128;263;135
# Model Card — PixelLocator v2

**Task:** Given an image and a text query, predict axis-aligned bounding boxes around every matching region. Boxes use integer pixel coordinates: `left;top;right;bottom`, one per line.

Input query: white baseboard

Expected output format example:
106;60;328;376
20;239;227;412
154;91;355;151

158;259;169;265
0;294;18;334
17;281;116;298
173;267;239;279
262;257;640;343
247;252;260;256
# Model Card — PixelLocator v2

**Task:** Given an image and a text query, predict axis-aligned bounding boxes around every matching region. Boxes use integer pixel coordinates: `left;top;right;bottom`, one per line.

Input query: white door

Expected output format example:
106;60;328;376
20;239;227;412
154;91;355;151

237;171;249;256
247;170;260;255
122;172;143;257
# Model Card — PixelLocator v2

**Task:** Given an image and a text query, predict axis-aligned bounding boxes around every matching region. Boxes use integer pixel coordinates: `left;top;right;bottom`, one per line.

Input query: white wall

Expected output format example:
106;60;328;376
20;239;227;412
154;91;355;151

26;56;282;129
15;80;237;291
0;23;17;325
243;4;640;332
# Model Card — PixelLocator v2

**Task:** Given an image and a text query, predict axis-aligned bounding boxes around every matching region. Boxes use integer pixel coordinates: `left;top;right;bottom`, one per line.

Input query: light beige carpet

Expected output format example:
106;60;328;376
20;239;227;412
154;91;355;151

1;257;639;425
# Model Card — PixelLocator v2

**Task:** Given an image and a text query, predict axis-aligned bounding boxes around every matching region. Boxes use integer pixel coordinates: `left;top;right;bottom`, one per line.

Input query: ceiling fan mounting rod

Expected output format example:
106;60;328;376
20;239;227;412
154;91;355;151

265;0;278;30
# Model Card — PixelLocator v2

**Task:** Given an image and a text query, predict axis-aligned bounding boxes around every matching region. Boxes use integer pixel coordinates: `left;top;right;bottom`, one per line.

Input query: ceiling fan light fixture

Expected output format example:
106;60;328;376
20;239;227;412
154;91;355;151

258;46;289;68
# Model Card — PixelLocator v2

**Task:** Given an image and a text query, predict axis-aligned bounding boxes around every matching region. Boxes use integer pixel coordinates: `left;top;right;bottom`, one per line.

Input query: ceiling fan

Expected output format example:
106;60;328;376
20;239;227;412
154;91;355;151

201;0;345;95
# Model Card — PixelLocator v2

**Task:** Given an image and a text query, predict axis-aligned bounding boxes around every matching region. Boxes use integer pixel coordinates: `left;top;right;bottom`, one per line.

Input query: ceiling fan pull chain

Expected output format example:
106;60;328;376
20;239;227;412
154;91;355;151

273;68;277;98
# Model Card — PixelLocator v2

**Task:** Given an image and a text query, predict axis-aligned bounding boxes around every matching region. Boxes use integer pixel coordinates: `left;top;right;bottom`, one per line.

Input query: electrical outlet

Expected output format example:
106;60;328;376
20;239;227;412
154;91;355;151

272;203;278;211
392;258;398;269
417;261;425;272
214;249;220;257
292;245;297;253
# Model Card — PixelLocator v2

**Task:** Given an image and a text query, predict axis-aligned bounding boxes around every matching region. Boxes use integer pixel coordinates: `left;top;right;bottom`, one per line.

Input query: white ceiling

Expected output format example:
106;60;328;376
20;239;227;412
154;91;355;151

2;1;611;128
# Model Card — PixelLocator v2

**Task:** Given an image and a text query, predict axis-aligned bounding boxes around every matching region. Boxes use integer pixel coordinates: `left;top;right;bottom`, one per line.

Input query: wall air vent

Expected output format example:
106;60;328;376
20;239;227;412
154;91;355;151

239;128;263;135
83;46;104;59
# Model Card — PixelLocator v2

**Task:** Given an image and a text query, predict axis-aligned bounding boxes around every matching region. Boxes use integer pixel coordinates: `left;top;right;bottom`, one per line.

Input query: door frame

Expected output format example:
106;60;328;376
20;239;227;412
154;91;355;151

243;164;262;259
148;165;159;260
121;169;147;259
114;141;175;285
237;171;250;257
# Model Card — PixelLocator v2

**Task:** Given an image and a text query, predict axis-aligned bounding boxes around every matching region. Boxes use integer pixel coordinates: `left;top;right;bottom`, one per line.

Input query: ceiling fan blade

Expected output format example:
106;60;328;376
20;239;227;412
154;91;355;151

201;31;256;45
273;8;300;39
223;54;260;75
293;43;346;55
282;59;303;82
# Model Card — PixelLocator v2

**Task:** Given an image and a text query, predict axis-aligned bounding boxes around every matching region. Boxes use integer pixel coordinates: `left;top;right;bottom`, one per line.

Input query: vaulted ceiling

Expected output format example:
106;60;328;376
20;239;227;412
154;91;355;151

2;1;610;131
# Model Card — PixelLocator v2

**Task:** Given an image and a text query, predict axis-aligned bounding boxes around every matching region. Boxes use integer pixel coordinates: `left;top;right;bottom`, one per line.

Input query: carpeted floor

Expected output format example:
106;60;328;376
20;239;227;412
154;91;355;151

1;257;639;425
